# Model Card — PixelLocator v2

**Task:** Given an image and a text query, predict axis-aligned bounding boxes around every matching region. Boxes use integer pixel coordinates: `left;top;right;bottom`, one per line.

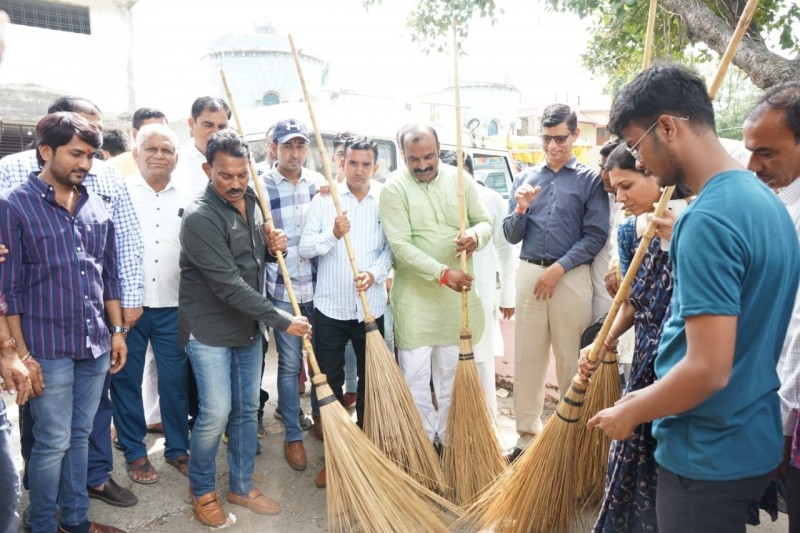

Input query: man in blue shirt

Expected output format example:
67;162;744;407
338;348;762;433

0;112;128;533
503;104;609;461
589;63;800;533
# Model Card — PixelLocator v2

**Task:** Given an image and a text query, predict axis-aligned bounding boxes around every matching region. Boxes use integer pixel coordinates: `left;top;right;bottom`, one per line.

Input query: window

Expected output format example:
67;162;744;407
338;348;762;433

262;91;280;106
0;0;91;35
472;152;513;198
487;120;499;136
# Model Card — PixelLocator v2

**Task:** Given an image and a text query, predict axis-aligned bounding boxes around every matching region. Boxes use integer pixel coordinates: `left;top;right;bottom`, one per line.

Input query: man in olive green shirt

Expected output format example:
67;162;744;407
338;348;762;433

379;125;492;444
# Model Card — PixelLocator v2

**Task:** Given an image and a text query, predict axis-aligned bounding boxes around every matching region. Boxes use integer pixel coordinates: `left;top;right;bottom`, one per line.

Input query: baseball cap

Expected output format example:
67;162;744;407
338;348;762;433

273;119;309;144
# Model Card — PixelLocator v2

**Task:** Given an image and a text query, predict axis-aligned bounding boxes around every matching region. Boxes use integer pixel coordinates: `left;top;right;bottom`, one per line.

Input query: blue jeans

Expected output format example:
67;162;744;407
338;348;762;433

0;396;19;533
186;337;261;498
270;298;317;442
112;307;188;463
28;352;109;533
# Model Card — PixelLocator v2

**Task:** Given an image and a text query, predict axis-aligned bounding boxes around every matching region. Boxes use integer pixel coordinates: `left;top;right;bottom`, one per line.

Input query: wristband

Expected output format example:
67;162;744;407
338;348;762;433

438;268;449;287
20;352;32;363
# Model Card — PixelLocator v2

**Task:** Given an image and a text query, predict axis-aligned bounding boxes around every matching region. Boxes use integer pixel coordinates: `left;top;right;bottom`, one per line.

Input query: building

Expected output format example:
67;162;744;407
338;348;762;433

0;0;136;156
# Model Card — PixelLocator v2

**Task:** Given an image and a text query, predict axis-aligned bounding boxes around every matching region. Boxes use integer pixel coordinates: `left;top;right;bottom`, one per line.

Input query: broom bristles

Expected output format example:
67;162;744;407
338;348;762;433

575;348;621;507
315;375;461;532
441;332;506;506
362;323;446;493
460;375;589;533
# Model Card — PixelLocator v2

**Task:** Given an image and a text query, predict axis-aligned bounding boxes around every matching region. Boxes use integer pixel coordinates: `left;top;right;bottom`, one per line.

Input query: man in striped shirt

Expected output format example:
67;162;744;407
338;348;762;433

299;137;392;488
0;112;127;533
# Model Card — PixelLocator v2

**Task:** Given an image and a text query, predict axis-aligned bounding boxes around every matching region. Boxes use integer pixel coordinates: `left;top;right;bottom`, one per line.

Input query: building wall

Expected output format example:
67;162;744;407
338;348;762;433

1;0;133;115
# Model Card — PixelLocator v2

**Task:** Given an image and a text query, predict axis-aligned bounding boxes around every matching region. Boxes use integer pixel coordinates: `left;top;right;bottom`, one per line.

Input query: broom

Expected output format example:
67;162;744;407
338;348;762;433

220;68;460;531
574;0;761;509
286;36;445;494
440;23;506;508
572;0;661;507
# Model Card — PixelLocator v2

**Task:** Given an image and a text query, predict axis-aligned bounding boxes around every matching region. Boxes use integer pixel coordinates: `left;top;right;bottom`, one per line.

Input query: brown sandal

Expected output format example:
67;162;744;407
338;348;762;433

191;490;227;527
165;454;189;477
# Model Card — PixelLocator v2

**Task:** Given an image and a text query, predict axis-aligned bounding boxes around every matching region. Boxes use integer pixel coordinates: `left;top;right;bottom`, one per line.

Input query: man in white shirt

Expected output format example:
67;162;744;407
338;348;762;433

173;97;230;197
743;81;800;532
111;124;192;484
299;137;392;487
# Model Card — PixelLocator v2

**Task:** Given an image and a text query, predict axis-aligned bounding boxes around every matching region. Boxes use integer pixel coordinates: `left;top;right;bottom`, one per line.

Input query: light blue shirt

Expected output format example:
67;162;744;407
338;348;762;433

299;181;391;321
654;170;800;481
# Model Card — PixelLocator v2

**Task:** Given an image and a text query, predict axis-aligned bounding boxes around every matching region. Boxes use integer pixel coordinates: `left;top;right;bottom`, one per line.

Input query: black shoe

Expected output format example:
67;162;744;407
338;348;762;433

503;446;523;464
88;477;139;507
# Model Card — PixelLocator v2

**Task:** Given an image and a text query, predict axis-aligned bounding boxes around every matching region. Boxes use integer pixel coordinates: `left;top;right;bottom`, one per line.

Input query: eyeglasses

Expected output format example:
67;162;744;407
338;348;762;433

627;116;688;161
540;132;574;146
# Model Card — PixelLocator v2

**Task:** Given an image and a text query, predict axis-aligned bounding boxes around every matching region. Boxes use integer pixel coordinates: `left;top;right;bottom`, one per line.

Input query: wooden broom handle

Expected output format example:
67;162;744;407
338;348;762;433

219;69;320;375
286;35;377;324
587;0;759;363
642;0;658;69
453;23;470;332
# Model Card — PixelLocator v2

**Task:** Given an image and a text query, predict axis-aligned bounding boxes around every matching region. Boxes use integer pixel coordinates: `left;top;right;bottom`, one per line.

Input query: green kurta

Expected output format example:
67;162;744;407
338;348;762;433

380;164;493;349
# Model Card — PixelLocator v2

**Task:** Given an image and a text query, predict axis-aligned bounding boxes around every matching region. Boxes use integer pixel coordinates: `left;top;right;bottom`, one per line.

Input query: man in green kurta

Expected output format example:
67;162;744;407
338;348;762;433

379;125;493;444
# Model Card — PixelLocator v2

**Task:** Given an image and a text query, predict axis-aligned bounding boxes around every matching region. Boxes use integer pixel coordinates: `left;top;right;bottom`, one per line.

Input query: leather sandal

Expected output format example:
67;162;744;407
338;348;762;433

126;457;158;484
228;488;281;515
191;490;227;527
165;454;189;477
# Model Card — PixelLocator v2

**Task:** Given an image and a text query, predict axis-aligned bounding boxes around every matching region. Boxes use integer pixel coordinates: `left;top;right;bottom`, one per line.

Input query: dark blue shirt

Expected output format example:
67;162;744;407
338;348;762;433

503;156;609;271
0;173;121;360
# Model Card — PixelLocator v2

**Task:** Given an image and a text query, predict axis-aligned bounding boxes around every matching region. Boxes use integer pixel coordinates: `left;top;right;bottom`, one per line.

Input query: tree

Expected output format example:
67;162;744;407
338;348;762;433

363;0;499;53
550;0;799;91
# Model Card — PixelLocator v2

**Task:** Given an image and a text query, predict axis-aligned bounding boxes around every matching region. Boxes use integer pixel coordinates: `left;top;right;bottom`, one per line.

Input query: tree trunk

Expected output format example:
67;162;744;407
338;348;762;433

660;0;800;89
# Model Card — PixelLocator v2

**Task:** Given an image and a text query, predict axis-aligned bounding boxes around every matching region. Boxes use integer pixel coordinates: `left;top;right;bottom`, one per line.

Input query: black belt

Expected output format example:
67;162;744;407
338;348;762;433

522;258;557;267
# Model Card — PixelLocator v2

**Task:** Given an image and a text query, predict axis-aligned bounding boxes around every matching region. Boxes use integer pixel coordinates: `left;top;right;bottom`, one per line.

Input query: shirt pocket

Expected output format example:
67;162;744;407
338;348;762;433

443;200;462;231
80;222;109;259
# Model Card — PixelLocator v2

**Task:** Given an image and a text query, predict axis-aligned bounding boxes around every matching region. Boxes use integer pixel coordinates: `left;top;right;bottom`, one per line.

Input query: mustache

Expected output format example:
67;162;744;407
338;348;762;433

226;188;244;195
413;167;434;174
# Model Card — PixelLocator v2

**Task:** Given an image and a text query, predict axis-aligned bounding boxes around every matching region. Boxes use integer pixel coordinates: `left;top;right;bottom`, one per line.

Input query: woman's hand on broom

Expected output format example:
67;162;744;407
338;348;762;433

286;316;312;339
587;391;640;440
577;344;603;380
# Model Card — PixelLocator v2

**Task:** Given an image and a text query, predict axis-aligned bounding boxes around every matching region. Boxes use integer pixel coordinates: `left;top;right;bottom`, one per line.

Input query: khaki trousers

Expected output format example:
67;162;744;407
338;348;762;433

513;261;592;449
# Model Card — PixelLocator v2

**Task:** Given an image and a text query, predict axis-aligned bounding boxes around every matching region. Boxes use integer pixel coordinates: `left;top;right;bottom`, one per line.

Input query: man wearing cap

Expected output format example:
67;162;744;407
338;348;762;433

261;119;326;471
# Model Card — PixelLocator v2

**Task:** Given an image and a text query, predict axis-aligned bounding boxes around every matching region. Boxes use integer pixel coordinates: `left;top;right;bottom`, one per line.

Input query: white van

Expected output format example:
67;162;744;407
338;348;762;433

240;102;518;196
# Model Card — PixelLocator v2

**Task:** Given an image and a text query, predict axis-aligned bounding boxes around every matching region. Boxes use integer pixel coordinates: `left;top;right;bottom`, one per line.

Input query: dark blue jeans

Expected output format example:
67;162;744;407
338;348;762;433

111;307;188;463
0;396;20;533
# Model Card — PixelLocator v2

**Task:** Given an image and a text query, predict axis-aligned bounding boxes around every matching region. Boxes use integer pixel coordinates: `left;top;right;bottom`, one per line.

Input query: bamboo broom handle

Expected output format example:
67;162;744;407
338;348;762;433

286;35;377;325
219;69;321;375
587;0;758;364
708;0;759;99
642;0;658;70
453;23;470;331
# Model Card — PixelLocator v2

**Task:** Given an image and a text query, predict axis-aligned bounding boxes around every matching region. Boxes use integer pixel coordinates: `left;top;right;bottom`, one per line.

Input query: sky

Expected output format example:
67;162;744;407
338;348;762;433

131;0;609;119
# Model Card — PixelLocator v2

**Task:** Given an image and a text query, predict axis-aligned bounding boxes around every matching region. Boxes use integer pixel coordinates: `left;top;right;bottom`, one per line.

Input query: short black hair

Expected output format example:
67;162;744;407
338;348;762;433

36;112;102;167
205;129;249;166
132;107;167;130
608;62;715;138
599;138;622;158
748;81;800;144
541;104;577;131
334;131;357;151
102;129;129;157
344;137;378;161
399;124;439;153
191;96;231;120
440;150;473;175
47;96;101;117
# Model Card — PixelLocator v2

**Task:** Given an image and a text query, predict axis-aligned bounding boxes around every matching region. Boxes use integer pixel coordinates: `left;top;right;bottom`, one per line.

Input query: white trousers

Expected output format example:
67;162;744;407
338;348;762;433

142;343;161;425
398;345;458;442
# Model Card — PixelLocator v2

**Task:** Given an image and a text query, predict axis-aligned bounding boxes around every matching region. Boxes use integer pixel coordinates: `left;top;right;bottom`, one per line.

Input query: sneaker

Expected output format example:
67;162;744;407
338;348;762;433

341;392;357;409
257;417;266;439
275;406;315;431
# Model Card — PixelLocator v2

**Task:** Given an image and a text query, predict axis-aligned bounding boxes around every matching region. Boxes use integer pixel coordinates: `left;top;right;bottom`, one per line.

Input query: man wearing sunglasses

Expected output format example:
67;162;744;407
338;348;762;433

502;104;609;462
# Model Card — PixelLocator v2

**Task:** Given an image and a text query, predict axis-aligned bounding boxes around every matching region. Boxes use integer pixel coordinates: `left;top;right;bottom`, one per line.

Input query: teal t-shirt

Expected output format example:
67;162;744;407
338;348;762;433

653;170;800;481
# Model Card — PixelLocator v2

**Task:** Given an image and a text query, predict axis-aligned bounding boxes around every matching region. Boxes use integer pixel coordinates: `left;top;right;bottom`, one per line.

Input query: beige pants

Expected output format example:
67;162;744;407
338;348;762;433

513;261;592;449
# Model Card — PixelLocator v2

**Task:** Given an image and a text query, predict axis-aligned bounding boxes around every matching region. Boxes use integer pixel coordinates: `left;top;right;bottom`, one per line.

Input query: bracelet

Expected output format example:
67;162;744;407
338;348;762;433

438;268;449;287
20;352;31;363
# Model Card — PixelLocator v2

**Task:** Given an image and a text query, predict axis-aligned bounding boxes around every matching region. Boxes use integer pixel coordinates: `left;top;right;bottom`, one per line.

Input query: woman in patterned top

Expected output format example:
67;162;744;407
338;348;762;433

579;143;691;532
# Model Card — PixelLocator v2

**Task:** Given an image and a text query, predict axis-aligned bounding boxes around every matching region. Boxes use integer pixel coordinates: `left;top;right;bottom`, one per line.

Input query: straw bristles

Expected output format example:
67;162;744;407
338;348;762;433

461;375;589;533
315;374;461;532
362;322;446;493
575;348;621;508
441;331;506;507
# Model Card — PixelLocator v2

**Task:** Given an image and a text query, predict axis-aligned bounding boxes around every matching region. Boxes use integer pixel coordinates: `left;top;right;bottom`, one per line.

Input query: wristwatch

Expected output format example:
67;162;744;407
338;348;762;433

109;326;128;336
0;338;16;350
